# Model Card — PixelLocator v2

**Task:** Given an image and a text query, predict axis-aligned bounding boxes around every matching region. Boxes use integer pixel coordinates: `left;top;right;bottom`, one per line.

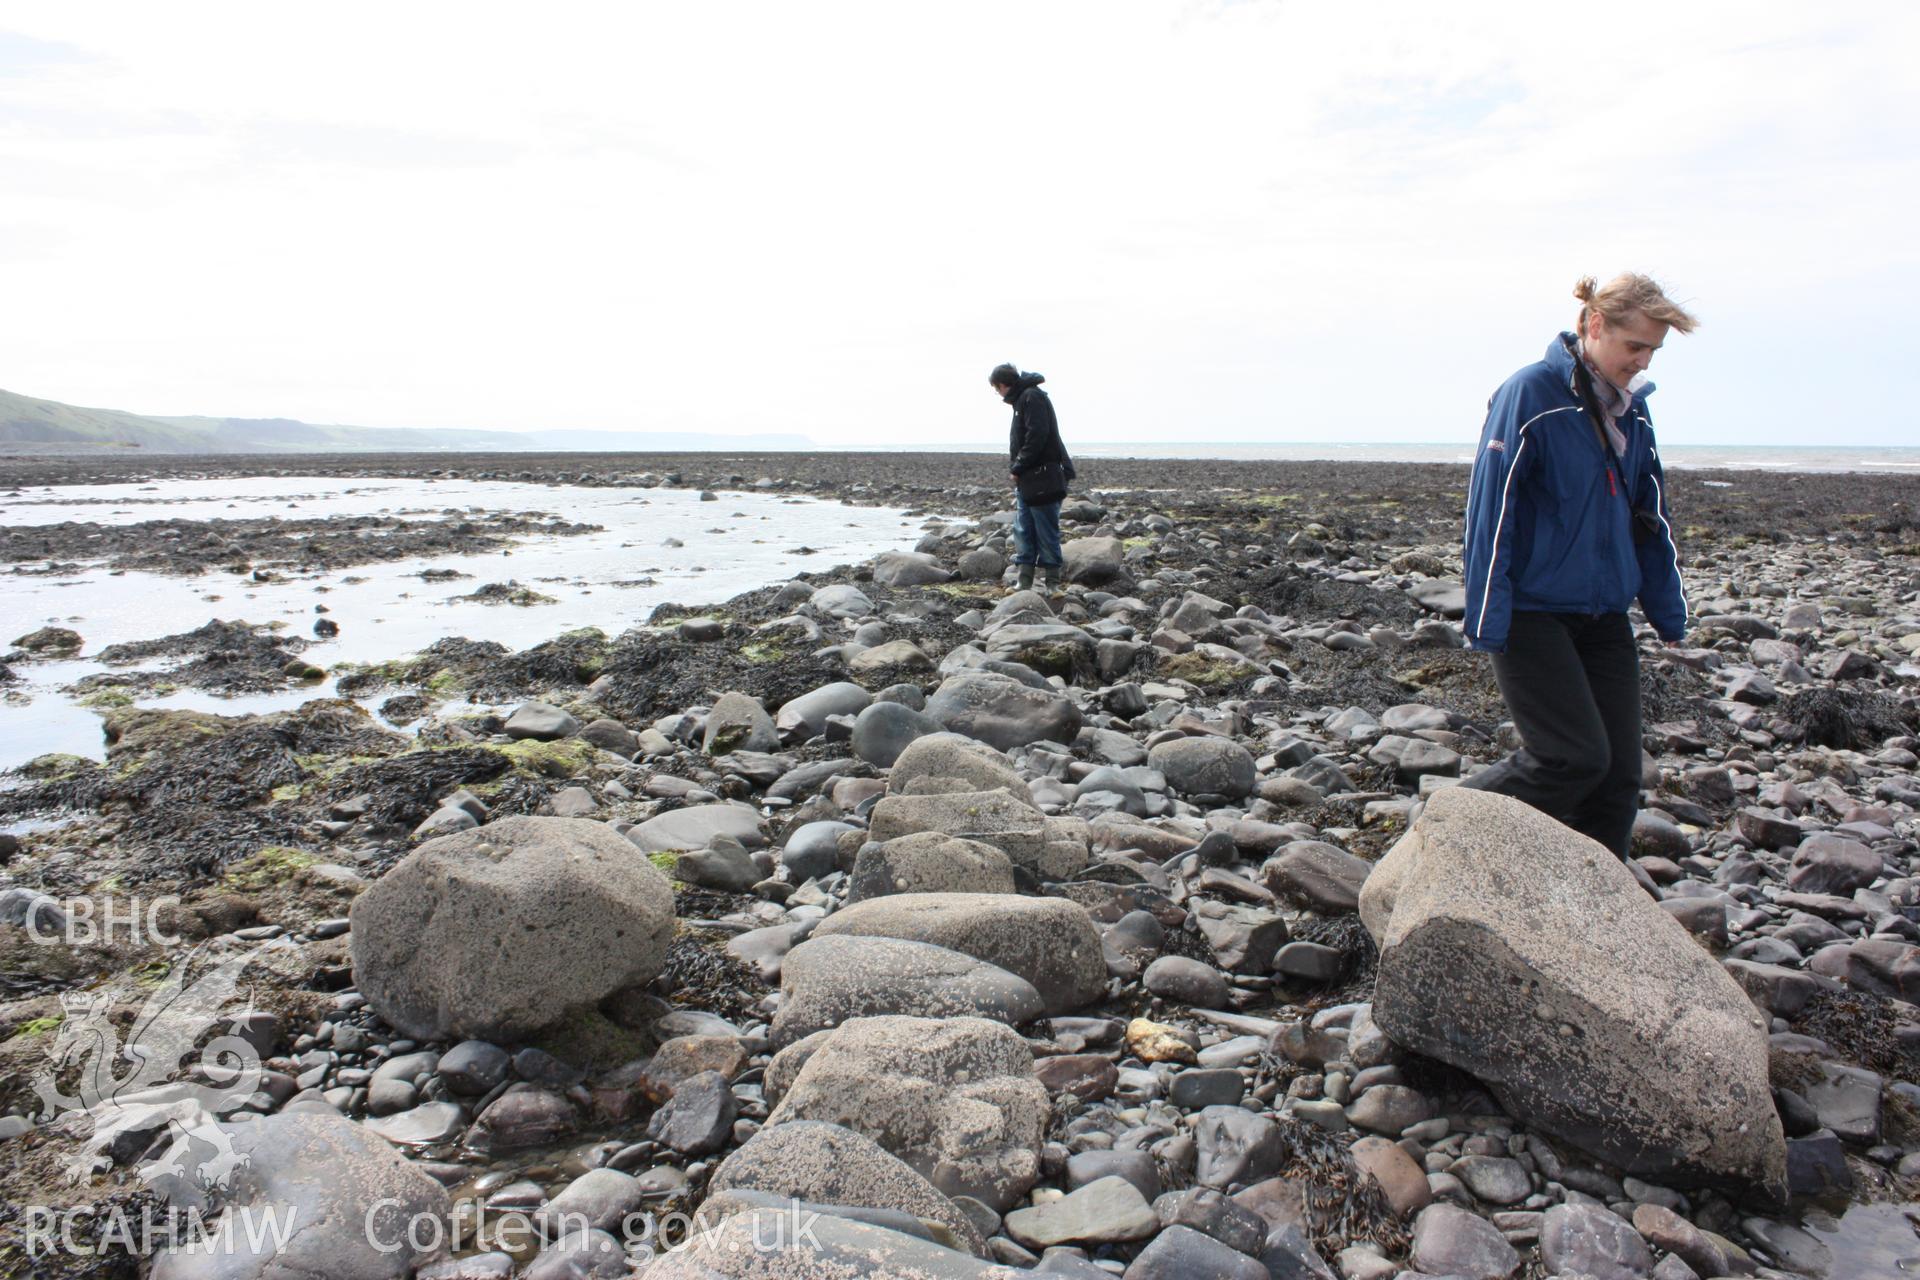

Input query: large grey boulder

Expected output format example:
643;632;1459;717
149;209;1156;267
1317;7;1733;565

849;639;937;679
1062;536;1126;586
771;935;1045;1047
702;691;778;755
147;1109;450;1280
868;788;1089;880
814;893;1106;1015
625;802;765;853
983;623;1096;678
1148;736;1256;800
351;817;674;1042
768;1016;1047;1213
708;1120;989;1257
888;733;1028;795
810;584;875;618
645;1205;1019;1277
504;701;579;741
1360;788;1785;1196
774;681;872;741
872;551;954;587
848;833;1018;902
925;671;1083;752
851;700;945;768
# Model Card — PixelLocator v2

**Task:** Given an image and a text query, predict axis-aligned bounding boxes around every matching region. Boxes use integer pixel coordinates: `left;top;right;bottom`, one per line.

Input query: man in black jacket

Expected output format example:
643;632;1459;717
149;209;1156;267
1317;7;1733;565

990;362;1072;593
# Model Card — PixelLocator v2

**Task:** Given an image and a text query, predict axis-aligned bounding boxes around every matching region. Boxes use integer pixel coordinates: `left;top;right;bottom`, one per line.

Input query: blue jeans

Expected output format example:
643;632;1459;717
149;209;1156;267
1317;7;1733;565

1012;494;1063;568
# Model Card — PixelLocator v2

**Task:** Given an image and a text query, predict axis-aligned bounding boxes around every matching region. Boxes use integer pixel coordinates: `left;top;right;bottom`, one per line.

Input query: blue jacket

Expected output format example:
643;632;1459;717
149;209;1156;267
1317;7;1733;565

1462;333;1687;652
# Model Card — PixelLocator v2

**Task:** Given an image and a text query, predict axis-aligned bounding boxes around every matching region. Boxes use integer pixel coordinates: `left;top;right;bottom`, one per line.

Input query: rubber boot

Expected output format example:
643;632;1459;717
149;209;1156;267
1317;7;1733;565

1040;565;1060;595
1016;565;1034;592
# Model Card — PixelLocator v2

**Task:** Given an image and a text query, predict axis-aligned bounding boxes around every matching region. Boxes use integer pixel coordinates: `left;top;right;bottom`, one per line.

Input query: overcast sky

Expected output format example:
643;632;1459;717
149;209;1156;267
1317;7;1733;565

3;3;1916;448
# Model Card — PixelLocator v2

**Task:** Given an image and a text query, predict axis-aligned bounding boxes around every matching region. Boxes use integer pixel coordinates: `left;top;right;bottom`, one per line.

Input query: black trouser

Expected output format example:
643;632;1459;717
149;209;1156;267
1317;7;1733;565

1459;610;1643;858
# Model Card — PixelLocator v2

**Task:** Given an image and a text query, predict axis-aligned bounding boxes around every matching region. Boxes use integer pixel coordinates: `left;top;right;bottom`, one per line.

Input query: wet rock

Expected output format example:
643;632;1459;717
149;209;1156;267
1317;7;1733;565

12;625;82;654
703;691;778;754
1802;1060;1883;1144
1409;1202;1520;1279
814;892;1106;1015
645;1207;1009;1277
781;819;857;881
638;1034;750;1104
848;832;1018;902
1785;834;1882;896
769;1015;1047;1213
1537;1202;1653;1279
577;717;638;756
146;1109;450;1280
924;671;1083;752
1004;1176;1158;1249
852;699;946;767
1125;1224;1267;1279
351;816;674;1042
675;840;761;892
958;547;1008;581
1262;841;1371;913
364;1101;465;1146
1274;940;1345;981
1193;1107;1286;1190
889;732;1030;795
869;788;1088;880
851;638;938;677
646;1068;736;1155
1630;1202;1729;1278
811;583;875;618
775;680;872;740
1168;1068;1245;1109
1063;536;1126;587
873;551;954;587
626;802;765;853
1190;898;1288;974
470;1087;580;1151
505;701;579;740
1408;580;1467;617
1360;788;1785;1196
1345;1084;1432;1136
771;934;1046;1047
1143;955;1231;1007
534;1168;644;1235
0;886;68;935
437;1040;510;1096
1734;806;1802;850
1151;1185;1267;1257
521;1228;627;1279
1148;735;1256;800
1451;1154;1530;1206
1349;1135;1431;1217
710;1120;989;1257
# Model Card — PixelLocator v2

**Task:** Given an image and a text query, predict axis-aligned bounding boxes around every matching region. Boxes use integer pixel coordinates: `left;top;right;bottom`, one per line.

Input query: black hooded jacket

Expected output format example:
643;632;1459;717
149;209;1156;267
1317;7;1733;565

1004;372;1072;478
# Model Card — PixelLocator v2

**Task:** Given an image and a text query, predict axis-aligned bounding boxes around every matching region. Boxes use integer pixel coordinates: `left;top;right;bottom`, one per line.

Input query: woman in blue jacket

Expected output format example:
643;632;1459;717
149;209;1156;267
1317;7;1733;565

1459;274;1695;858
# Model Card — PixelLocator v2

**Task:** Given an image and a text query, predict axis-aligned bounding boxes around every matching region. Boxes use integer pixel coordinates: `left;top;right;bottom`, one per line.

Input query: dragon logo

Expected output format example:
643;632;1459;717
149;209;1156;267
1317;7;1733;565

31;938;297;1190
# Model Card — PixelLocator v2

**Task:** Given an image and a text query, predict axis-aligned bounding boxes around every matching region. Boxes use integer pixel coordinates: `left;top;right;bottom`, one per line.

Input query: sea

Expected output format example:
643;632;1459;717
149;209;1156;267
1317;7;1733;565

866;442;1920;472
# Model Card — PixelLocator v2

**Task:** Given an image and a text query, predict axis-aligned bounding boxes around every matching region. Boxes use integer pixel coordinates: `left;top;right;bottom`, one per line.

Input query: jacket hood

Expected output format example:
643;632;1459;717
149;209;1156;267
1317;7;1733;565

1547;332;1656;401
1002;371;1045;403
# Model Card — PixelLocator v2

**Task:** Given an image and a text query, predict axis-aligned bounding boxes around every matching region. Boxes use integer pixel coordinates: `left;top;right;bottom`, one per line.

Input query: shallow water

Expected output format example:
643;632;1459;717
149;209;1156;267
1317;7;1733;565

1799;1199;1920;1277
1;478;931;774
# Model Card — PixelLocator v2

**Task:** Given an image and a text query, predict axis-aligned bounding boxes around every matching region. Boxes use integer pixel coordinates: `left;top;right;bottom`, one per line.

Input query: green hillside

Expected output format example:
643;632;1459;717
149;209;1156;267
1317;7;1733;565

0;388;222;451
0;386;812;454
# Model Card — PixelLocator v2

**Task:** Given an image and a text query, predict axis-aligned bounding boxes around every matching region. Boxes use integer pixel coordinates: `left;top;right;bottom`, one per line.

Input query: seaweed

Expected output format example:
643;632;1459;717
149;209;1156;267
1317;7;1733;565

1779;687;1918;751
1792;987;1919;1086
